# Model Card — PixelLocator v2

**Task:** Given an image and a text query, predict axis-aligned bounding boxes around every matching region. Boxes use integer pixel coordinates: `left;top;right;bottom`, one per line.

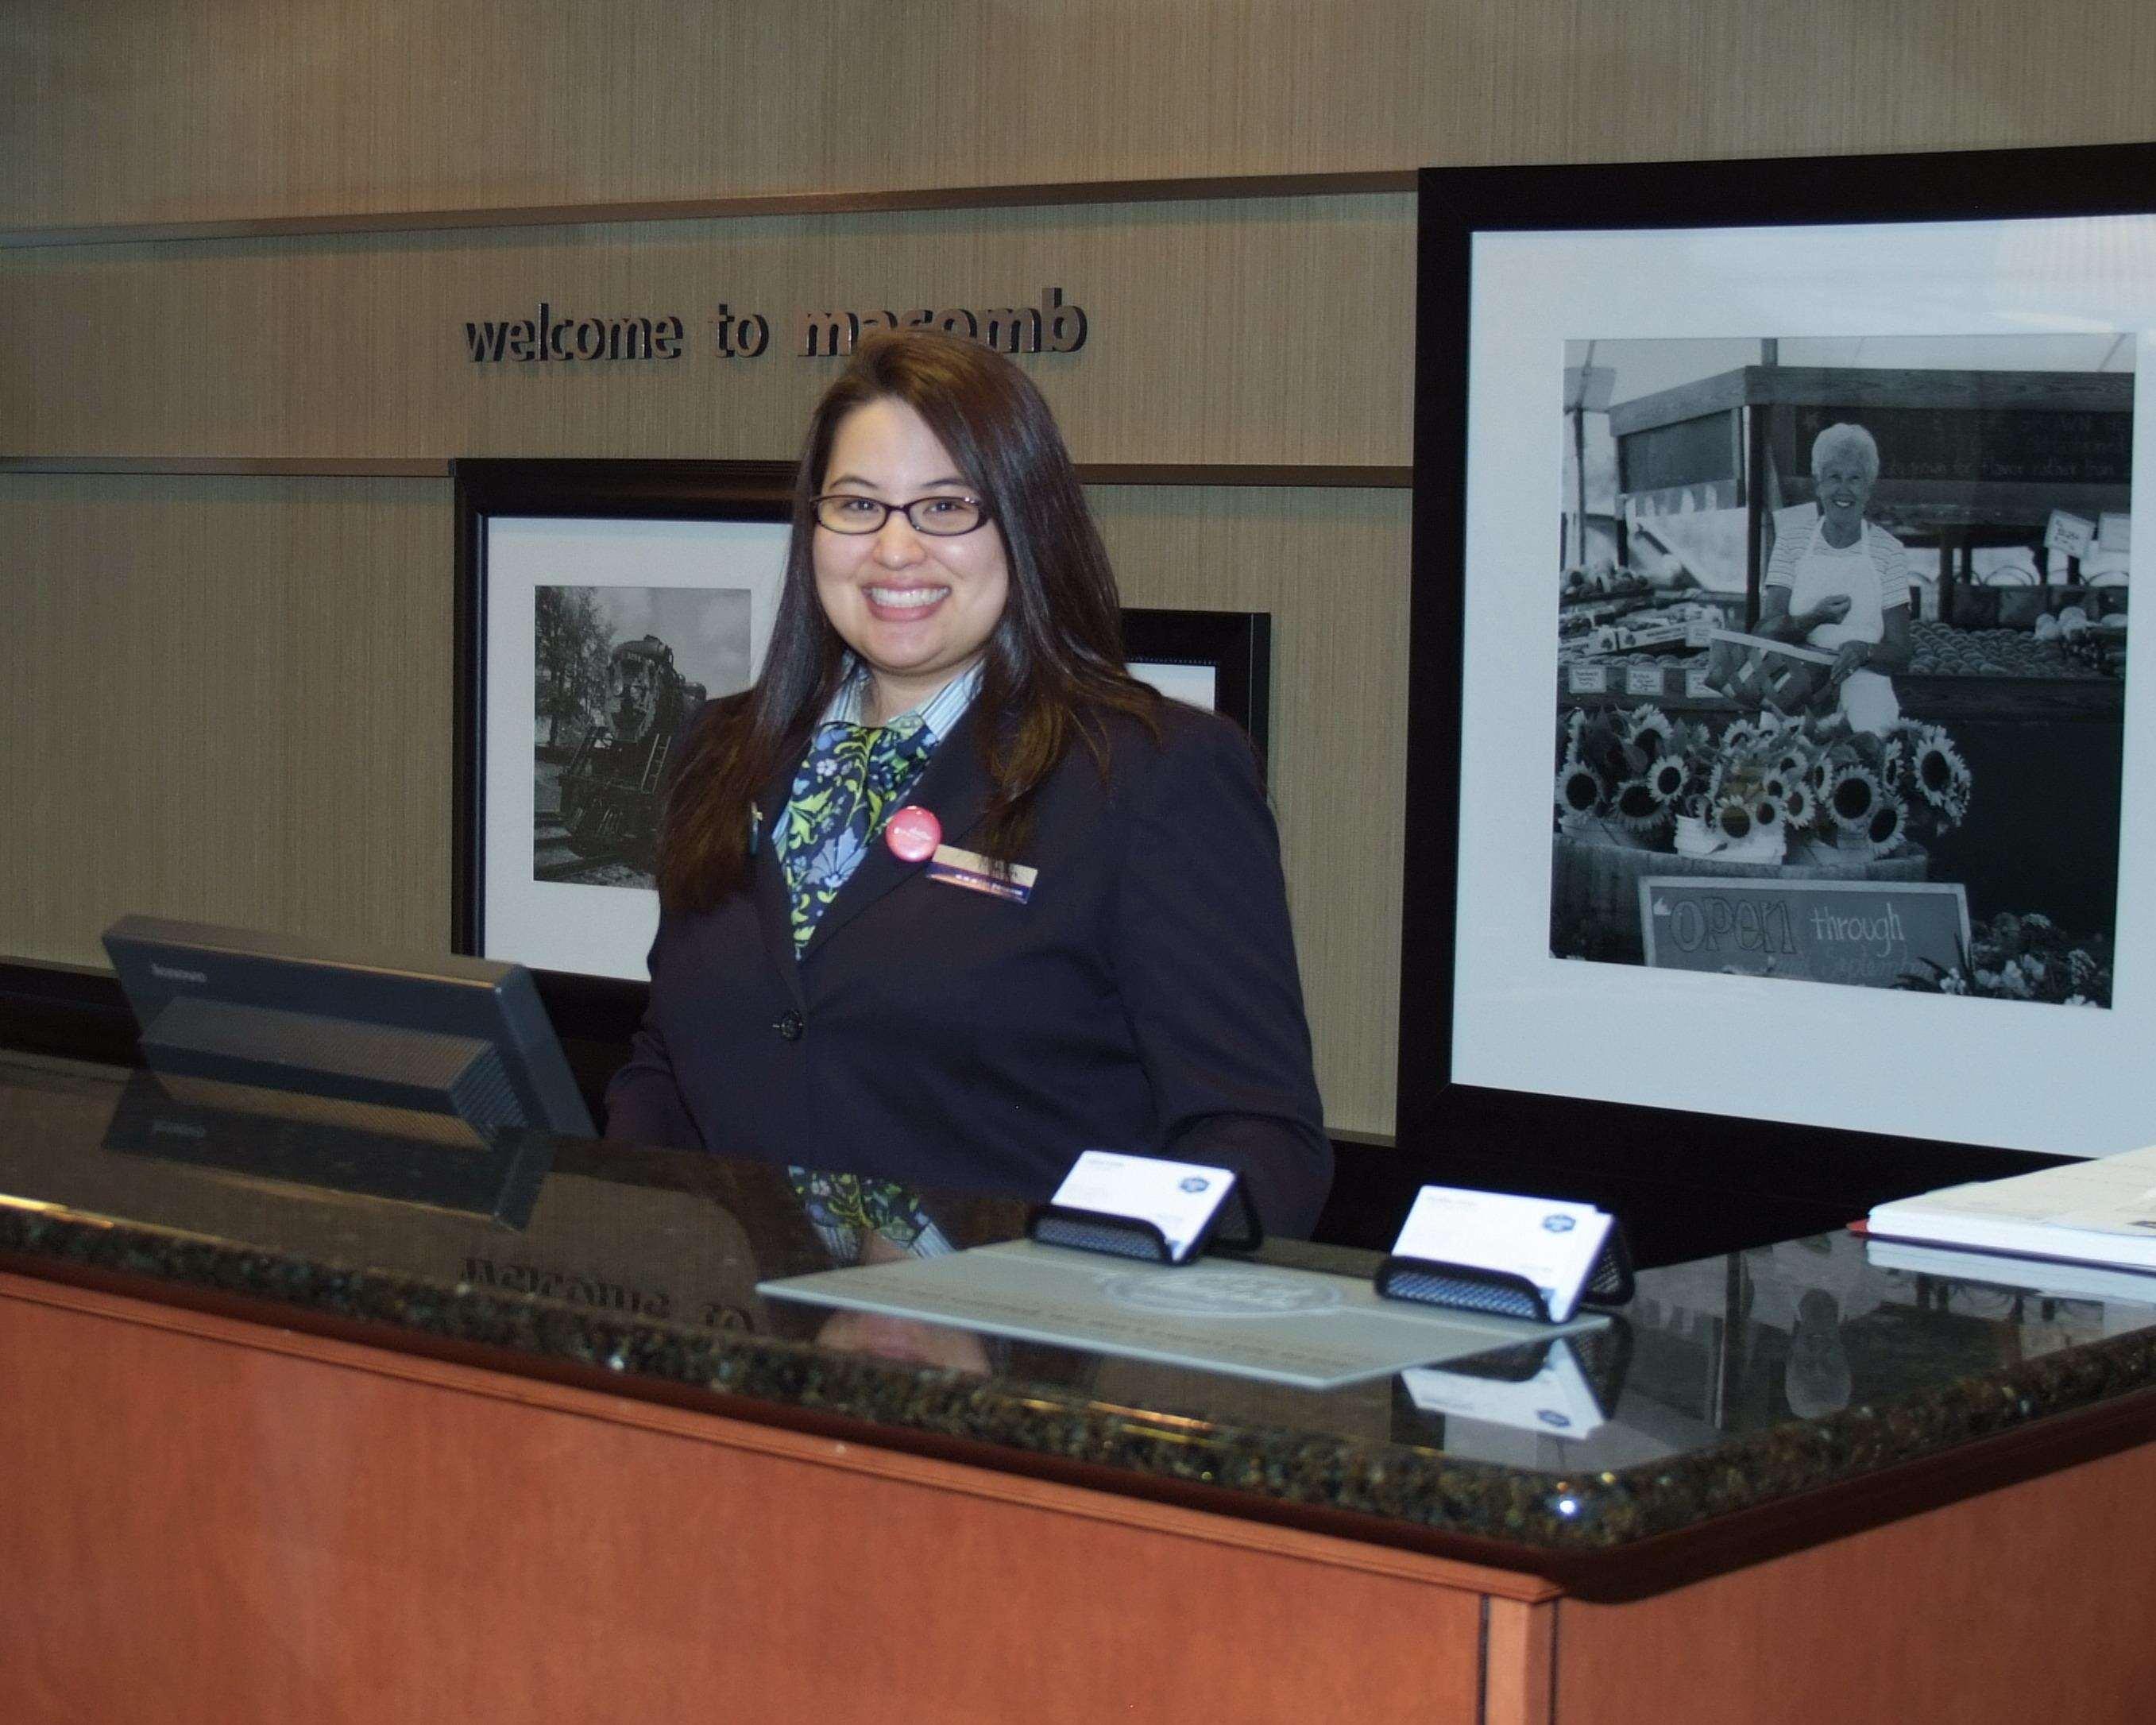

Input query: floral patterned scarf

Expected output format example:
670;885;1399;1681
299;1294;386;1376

774;706;952;1259
775;714;937;952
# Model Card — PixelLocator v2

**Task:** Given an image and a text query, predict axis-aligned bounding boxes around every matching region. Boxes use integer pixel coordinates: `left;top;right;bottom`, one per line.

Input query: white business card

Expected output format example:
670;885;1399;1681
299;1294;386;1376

1390;1186;1613;1322
1400;1340;1609;1437
1050;1150;1238;1263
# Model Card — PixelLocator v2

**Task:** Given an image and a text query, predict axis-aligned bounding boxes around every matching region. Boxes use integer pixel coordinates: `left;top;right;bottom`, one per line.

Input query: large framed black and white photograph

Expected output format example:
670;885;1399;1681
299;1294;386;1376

1407;145;2154;1167
454;460;793;980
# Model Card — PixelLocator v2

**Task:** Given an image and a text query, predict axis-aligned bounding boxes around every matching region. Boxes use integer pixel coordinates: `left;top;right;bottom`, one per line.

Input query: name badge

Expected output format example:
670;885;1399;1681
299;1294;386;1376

925;844;1037;904
1391;1186;1613;1323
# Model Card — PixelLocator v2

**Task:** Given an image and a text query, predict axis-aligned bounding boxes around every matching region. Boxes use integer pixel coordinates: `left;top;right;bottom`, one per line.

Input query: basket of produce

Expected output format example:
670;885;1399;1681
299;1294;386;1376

1705;629;1836;713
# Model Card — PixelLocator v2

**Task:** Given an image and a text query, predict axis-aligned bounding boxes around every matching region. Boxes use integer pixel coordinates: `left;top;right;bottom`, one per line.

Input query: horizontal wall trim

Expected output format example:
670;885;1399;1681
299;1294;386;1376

0;171;1419;251
0;457;455;479
0;457;1413;489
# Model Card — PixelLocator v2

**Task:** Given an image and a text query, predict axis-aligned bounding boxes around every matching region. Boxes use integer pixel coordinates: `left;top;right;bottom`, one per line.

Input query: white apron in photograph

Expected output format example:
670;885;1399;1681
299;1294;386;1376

1785;518;1900;734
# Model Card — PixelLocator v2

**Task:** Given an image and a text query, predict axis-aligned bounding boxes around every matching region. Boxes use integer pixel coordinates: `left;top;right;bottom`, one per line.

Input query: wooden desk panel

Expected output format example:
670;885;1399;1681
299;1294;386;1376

10;1264;2156;1724
1555;1437;2156;1725
0;1271;1505;1725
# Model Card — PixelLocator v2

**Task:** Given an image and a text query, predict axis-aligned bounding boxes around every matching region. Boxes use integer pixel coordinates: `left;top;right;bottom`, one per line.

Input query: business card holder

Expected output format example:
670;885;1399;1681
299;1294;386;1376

1374;1222;1634;1324
1432;1314;1636;1418
1026;1178;1263;1267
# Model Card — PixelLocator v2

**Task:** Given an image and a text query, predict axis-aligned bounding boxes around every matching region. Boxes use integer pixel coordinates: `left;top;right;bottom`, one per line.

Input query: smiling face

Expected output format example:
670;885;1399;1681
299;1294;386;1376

812;396;1011;725
1815;455;1875;536
1810;427;1879;547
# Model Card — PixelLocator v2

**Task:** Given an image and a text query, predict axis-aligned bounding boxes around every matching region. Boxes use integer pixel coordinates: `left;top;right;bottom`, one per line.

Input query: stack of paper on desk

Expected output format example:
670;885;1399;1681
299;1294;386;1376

1867;1143;2156;1272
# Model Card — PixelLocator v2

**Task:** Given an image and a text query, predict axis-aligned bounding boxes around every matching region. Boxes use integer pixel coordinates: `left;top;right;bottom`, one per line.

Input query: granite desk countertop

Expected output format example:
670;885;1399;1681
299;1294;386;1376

6;1051;2156;1597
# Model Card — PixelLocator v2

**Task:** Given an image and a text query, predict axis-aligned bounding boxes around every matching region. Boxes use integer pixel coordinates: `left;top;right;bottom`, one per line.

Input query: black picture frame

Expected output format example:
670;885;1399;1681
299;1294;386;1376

1121;607;1272;770
1401;143;2156;1220
452;458;794;1062
452;456;794;953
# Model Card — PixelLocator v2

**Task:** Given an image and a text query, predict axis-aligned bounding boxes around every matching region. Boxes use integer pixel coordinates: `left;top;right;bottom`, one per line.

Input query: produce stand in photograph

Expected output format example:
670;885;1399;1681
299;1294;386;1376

1552;360;2128;990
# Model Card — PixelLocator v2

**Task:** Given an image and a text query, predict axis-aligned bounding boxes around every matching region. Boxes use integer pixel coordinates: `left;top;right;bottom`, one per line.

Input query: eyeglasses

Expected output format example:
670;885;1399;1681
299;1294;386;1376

811;493;990;536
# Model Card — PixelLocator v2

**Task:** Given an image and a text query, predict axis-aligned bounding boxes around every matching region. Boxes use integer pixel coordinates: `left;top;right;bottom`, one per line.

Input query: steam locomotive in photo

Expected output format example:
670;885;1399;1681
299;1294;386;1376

557;634;706;868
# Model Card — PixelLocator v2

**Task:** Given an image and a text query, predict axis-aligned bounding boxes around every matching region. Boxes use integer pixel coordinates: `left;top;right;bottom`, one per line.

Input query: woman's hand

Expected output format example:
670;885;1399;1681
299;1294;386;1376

1802;594;1853;630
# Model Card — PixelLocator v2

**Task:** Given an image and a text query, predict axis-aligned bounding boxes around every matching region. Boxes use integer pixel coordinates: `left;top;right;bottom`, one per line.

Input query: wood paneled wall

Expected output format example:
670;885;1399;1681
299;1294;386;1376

0;478;454;965
0;198;1414;464
6;2;2154;230
0;477;1408;1134
7;0;2154;1137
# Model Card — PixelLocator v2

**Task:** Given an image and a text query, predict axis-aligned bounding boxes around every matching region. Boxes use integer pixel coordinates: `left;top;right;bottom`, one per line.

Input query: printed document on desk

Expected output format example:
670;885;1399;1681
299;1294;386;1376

761;1241;1605;1390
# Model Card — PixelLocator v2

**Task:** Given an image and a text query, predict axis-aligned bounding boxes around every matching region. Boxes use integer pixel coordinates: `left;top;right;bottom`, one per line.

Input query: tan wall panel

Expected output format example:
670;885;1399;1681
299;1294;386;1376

0;477;455;965
7;2;2156;229
1;197;1413;467
1;477;1407;1135
1099;485;1408;1137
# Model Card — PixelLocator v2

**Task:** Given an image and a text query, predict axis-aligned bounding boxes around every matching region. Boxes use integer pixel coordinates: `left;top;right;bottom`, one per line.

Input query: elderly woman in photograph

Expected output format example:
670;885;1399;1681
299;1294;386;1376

1758;422;1915;735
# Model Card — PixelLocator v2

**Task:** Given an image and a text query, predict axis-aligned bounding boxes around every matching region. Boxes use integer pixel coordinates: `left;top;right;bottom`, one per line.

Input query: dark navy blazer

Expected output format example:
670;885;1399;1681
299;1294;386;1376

604;700;1332;1237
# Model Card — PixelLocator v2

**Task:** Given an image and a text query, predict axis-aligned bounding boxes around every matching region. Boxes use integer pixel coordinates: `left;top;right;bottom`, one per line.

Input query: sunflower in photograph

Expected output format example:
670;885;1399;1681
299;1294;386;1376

1555;763;1603;818
1558;707;1587;772
1911;729;1972;814
1714;800;1754;841
1613;777;1667;830
1623;705;1675;753
1865;795;1907;857
1648;758;1686;801
1782;780;1814;828
1826;765;1883;833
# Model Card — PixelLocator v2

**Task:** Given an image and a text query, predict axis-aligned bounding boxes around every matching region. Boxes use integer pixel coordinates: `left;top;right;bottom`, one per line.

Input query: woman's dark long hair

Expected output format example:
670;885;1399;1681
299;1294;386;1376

658;331;1161;914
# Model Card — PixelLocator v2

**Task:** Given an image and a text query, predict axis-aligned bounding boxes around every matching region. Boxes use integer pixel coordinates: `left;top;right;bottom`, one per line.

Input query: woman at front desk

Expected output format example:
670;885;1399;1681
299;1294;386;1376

605;331;1331;1240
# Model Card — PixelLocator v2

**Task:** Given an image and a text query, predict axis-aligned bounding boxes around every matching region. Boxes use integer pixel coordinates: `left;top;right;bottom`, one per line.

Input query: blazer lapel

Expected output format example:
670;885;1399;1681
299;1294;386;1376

799;706;995;958
751;757;808;1011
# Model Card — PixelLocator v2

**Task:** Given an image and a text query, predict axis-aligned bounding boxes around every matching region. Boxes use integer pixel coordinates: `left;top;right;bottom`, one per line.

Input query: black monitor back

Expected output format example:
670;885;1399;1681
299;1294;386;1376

102;915;595;1139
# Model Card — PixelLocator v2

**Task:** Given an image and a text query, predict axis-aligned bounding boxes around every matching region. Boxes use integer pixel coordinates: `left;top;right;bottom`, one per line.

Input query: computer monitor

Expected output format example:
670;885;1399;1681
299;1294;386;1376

102;915;596;1139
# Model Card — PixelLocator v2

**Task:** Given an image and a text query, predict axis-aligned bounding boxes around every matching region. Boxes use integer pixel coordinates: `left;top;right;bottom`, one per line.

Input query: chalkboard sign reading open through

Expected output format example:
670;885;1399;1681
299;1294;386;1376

1638;877;1972;991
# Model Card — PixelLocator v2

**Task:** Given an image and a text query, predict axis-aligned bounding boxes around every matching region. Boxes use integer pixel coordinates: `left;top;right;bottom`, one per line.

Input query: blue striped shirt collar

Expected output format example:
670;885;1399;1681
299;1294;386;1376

820;659;983;745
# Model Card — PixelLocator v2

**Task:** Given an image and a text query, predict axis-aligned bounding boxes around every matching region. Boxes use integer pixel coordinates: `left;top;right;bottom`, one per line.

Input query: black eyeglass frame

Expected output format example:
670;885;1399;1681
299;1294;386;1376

809;493;994;536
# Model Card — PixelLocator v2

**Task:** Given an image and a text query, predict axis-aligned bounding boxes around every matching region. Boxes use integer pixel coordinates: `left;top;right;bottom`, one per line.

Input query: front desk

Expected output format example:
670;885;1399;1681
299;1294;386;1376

5;1050;2156;1723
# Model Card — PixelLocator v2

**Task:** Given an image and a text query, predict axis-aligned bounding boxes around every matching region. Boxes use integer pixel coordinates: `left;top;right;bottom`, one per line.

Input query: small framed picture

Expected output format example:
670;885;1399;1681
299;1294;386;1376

1121;608;1273;770
453;458;793;984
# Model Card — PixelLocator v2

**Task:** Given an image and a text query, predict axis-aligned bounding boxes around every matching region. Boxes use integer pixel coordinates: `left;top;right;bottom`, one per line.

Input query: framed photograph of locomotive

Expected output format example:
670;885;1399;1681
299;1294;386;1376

1401;143;2156;1200
453;459;794;983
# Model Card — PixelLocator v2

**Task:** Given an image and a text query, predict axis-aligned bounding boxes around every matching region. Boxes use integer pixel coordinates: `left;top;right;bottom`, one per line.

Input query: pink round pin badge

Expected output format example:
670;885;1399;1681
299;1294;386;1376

883;804;942;863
